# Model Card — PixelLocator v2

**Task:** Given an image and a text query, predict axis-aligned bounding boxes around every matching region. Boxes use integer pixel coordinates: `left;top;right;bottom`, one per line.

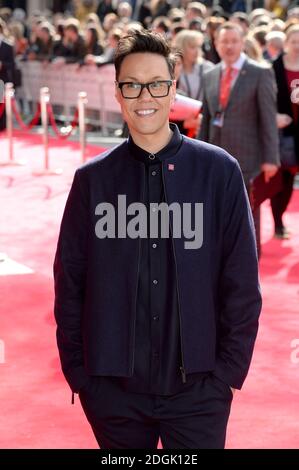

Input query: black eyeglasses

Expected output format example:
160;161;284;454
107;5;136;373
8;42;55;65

116;80;174;99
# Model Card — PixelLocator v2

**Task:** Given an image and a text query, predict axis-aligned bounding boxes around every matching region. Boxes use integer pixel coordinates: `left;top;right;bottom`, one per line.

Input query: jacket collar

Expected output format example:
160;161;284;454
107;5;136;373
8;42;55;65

127;122;182;165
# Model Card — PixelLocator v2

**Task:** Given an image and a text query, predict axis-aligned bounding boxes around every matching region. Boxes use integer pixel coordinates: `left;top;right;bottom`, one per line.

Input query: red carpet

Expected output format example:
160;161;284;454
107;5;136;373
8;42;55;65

0;131;298;448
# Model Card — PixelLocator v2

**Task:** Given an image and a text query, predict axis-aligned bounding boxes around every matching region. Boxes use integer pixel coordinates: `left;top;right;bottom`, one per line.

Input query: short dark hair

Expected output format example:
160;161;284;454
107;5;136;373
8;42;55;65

114;29;176;81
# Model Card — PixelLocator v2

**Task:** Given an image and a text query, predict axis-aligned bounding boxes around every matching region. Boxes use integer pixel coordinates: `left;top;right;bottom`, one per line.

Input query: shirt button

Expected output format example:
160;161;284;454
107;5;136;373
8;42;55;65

152;243;157;249
153;315;159;321
151;170;157;176
152;279;158;285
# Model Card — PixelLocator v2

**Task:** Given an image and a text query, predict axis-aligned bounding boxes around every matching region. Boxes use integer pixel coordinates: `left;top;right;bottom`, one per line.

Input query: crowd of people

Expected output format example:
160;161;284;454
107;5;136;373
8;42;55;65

0;2;298;68
0;0;298;246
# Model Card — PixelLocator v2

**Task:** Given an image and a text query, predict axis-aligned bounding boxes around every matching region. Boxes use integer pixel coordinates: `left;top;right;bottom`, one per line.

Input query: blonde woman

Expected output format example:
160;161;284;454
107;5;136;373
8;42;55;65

173;29;214;101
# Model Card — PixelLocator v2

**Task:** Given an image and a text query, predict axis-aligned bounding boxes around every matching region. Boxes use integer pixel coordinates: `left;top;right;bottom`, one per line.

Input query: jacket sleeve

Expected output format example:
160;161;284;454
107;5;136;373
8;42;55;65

214;161;262;389
53;169;90;393
257;66;280;166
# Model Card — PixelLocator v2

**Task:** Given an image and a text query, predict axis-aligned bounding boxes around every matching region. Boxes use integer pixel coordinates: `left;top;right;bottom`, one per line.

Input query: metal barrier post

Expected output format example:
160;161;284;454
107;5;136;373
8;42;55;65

33;87;62;176
0;82;26;166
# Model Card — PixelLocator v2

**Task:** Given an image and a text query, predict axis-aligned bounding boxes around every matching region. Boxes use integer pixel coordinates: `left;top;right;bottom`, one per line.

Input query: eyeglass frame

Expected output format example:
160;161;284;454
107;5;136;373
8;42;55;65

115;80;175;99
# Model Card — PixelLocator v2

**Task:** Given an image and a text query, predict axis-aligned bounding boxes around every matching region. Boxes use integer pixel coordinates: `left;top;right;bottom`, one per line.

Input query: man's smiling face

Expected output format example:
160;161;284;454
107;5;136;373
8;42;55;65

115;52;176;144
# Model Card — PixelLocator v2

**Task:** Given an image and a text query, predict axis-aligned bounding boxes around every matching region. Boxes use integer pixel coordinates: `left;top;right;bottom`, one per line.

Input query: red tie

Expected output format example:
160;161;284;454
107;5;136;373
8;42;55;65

219;66;236;110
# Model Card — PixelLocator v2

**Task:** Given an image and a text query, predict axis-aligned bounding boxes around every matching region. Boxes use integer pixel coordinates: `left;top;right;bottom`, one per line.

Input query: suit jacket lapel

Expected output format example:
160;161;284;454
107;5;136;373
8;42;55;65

210;63;221;112
226;59;249;110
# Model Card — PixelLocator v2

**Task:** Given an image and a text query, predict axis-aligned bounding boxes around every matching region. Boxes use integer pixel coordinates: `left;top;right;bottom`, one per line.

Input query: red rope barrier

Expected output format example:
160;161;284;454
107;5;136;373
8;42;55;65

6;96;79;140
11;99;41;130
0;102;5;119
47;103;78;139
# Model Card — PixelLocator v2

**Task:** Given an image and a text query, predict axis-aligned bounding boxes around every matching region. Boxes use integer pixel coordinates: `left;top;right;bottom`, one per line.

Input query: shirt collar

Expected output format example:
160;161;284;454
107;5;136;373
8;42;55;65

127;122;182;165
221;52;247;71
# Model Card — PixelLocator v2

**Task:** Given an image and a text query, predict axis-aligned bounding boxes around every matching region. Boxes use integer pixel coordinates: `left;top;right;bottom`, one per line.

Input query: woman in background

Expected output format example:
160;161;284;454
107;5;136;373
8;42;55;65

173;29;214;102
271;24;299;239
172;29;213;137
85;25;104;56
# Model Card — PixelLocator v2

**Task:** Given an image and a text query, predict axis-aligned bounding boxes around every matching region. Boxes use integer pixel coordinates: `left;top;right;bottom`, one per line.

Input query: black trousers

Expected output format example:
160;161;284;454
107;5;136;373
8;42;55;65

78;373;233;449
270;169;295;231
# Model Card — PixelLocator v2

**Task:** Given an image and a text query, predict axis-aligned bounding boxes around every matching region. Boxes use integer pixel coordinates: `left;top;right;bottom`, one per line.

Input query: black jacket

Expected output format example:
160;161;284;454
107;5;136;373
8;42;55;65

54;130;262;394
0;39;15;83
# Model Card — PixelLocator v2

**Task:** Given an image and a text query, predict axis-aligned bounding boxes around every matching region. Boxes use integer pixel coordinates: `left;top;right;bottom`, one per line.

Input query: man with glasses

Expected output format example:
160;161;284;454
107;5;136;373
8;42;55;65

54;30;262;449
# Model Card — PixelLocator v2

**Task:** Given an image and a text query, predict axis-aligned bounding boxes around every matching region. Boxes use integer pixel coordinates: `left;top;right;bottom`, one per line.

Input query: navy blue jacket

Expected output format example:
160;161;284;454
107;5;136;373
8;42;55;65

53;131;262;393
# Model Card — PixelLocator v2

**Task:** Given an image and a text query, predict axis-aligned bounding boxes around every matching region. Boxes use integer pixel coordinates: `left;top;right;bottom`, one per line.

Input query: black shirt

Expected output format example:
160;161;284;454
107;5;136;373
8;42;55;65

117;123;207;395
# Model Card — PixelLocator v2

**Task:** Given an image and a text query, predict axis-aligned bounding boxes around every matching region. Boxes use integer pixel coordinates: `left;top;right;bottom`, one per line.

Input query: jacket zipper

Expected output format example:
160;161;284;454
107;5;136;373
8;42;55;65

130;164;145;375
161;163;186;384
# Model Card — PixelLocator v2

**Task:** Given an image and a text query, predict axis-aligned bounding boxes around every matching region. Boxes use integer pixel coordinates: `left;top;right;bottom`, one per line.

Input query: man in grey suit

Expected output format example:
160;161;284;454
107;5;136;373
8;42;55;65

199;22;280;257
